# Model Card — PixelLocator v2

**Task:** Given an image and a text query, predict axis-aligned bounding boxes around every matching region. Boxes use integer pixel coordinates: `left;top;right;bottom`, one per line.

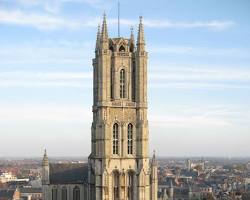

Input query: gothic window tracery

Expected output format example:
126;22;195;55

62;187;67;200
52;187;57;200
73;186;80;200
113;171;119;200
127;123;133;155
113;123;119;154
128;172;134;200
132;63;136;101
111;67;114;99
120;69;125;98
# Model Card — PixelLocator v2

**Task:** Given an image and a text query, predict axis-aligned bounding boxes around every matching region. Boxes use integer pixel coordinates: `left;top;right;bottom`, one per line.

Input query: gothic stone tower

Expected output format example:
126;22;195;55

88;14;158;200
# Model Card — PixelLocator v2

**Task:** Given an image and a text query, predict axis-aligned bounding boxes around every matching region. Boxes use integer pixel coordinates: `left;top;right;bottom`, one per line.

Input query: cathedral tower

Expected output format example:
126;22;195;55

88;14;157;200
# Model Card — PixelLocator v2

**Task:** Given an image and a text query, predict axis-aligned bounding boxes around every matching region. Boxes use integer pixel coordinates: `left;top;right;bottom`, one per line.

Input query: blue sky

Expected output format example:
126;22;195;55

0;0;250;157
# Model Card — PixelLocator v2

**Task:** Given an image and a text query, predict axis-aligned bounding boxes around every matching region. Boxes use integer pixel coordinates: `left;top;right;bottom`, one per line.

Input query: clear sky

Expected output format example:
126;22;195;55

0;0;250;157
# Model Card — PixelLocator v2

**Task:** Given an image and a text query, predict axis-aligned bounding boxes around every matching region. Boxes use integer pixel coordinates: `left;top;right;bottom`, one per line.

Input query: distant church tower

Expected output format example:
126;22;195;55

88;14;158;200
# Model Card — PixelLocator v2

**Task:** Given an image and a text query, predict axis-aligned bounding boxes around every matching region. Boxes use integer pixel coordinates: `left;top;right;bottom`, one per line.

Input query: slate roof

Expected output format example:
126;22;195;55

49;163;88;184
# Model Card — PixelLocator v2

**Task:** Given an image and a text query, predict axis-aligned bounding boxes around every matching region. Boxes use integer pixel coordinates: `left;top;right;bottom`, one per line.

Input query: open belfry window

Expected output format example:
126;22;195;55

120;69;125;98
119;45;125;52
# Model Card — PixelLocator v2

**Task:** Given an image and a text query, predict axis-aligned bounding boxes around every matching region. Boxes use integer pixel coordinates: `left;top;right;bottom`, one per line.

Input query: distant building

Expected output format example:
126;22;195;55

0;188;20;200
244;178;250;191
185;159;205;172
20;188;42;200
0;173;17;183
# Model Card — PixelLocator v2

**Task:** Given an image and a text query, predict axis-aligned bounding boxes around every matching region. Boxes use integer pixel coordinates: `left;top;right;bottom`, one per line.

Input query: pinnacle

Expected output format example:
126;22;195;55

101;12;108;39
137;16;145;50
95;24;101;50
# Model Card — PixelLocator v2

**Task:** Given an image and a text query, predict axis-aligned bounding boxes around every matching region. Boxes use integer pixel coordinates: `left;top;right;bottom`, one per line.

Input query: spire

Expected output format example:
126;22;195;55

137;16;145;51
101;13;108;41
100;13;109;50
95;24;101;51
152;150;157;166
129;26;135;52
42;149;50;185
42;149;49;166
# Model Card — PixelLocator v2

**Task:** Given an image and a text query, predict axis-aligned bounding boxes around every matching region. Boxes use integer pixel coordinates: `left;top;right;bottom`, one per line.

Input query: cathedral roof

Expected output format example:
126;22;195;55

49;163;88;184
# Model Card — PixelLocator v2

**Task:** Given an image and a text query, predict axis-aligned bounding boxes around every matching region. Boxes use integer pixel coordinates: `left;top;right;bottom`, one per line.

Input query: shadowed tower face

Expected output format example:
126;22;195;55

88;14;157;200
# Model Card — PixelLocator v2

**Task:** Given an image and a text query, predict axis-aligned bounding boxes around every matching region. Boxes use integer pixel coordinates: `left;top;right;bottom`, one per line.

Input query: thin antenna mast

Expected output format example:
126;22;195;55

118;0;120;37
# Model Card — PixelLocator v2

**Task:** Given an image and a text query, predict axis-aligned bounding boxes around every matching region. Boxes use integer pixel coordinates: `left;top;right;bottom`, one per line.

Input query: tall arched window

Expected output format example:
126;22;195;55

73;186;80;200
120;69;125;98
62;187;67;200
113;123;119;155
132;63;136;101
111;67;114;99
127;124;133;155
113;171;119;200
52;188;57;200
128;172;134;200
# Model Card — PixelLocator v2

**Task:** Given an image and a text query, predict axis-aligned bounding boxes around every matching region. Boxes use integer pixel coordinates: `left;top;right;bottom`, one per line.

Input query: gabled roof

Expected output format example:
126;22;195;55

49;163;88;184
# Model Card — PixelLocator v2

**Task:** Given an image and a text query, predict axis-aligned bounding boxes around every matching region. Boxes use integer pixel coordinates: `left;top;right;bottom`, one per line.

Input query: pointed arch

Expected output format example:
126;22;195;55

52;187;57;200
119;45;125;52
62;187;67;200
113;170;120;200
127;123;133;155
113;123;119;154
120;69;125;98
127;170;135;200
73;186;80;200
